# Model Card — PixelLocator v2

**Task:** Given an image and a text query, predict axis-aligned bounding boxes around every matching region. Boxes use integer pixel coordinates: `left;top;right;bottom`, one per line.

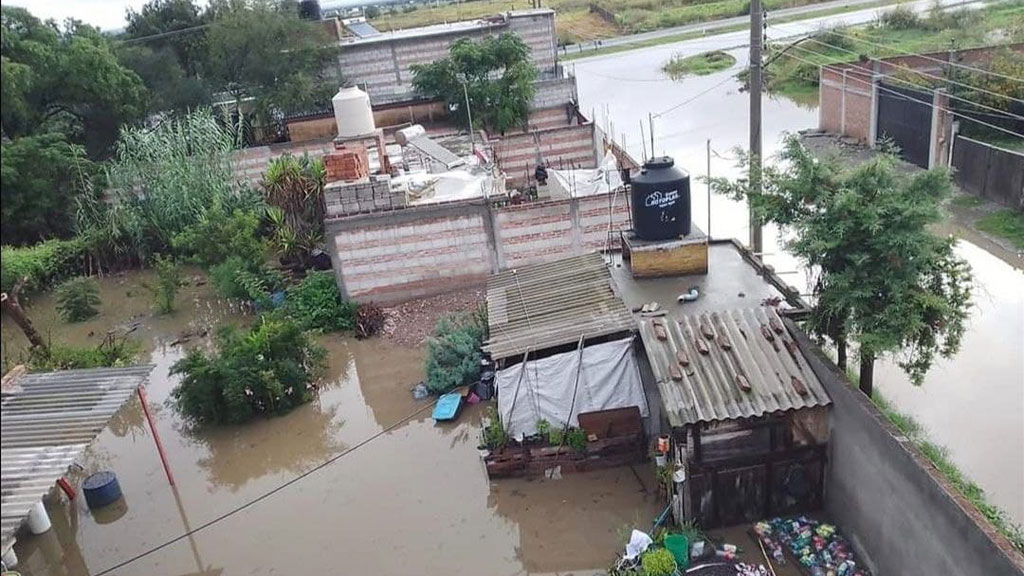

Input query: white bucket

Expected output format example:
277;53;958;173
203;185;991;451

27;501;51;534
654;453;667;467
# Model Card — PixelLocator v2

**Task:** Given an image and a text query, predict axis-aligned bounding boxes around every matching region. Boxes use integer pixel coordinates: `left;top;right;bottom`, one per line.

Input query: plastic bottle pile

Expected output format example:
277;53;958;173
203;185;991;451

753;517;870;576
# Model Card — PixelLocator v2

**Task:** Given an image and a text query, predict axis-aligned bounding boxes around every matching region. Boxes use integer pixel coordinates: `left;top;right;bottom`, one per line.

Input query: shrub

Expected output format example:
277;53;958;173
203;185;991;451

55;277;101;322
482;406;508;450
28;334;139;371
148;254;180;314
172;204;266;268
879;5;921;30
424;306;488;394
210;257;285;305
0;238;88;293
640;548;676;576
285;271;356;332
170;316;326;425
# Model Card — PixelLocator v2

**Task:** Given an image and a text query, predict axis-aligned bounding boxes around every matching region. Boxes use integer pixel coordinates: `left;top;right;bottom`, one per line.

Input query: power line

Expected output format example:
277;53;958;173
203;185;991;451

767;22;1024;105
773;18;1024;85
777;44;1024;140
654;74;738;117
93;398;439;576
772;33;1024;121
114;22;213;45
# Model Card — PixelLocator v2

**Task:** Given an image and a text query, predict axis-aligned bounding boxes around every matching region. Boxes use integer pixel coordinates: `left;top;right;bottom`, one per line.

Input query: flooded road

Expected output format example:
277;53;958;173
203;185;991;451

3;272;661;575
573;22;1024;525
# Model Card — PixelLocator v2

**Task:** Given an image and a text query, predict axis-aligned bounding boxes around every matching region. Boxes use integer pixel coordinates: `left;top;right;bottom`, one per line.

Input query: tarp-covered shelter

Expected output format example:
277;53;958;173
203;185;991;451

485;252;647;439
497;337;648;437
637;307;832;528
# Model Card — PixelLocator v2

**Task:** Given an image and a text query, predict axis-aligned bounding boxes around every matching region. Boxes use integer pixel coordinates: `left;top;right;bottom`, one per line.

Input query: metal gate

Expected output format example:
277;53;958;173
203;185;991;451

877;83;933;168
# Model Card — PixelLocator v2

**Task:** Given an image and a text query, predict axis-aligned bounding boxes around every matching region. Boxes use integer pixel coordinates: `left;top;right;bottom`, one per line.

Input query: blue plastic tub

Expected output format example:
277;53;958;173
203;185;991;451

83;471;122;509
432;393;462;421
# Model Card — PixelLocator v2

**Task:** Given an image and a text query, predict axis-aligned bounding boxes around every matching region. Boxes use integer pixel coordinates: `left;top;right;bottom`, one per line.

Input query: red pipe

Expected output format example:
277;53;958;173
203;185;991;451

138;387;175;486
57;477;76;500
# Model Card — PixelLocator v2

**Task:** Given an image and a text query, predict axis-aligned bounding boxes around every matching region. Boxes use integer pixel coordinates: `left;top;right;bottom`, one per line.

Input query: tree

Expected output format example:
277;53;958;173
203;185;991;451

1;134;92;244
204;0;333;122
2;7;144;244
1;8;147;156
364;5;381;18
711;136;972;396
411;33;537;135
125;0;208;76
115;44;211;115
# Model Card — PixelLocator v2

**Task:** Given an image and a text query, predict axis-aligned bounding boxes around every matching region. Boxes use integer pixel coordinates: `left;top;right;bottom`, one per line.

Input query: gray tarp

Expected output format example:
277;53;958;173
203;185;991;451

496;337;648;437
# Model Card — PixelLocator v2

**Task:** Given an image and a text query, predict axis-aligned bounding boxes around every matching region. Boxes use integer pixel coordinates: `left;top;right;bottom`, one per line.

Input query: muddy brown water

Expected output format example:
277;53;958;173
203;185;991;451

2;270;661;575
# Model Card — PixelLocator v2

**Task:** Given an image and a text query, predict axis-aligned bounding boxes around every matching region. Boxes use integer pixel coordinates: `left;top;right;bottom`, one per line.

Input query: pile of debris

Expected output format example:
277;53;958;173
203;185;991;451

380;287;485;347
753;516;870;576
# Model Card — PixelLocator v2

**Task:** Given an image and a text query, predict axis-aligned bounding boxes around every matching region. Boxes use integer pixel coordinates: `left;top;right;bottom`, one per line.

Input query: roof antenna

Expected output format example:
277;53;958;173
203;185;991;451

639;120;647;163
648;112;656;160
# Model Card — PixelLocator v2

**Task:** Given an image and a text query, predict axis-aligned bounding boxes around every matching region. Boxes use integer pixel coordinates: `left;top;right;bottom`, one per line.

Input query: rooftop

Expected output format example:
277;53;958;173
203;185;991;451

337;9;553;46
637;307;831;428
484;252;635;362
1;365;154;544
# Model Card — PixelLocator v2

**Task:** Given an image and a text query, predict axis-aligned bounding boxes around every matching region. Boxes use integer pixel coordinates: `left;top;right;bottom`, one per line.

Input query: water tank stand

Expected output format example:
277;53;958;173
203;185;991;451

621;225;708;278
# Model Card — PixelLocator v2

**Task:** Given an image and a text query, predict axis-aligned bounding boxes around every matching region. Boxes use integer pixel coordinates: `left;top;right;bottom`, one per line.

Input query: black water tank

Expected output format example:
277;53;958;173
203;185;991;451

631;156;691;240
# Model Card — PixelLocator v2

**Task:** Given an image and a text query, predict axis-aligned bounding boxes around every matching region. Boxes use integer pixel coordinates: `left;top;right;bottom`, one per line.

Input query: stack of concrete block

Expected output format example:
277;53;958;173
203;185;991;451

324;175;406;217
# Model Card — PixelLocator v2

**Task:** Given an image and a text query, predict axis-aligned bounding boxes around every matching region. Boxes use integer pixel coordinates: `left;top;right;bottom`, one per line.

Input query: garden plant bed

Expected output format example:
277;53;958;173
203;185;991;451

484;406;647;478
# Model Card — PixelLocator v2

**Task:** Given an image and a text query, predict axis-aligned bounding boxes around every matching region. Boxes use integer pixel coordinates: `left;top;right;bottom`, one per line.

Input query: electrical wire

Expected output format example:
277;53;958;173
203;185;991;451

771;33;1024;121
767;22;1024;106
92;398;439;576
776;44;1024;140
654;74;739;117
771;16;1024;84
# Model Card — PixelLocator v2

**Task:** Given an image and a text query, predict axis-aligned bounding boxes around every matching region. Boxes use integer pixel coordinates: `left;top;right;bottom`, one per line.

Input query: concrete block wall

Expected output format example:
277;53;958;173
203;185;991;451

337;10;557;106
789;323;1024;576
494;123;598;188
232;140;335;186
531;76;578;110
328;202;494;303
326;188;629;303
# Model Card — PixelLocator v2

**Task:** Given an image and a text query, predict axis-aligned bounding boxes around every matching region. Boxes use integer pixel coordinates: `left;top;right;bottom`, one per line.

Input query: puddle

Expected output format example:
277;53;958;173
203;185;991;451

5;270;660;575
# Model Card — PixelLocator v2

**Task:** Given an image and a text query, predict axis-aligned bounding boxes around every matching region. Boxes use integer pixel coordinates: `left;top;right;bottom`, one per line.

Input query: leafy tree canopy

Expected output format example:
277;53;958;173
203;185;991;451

204;0;333;118
411;32;537;135
711;135;972;396
1;7;147;156
125;0;208;76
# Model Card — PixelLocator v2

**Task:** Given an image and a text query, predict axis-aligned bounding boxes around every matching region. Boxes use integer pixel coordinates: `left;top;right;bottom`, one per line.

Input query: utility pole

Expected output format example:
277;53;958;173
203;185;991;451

748;0;764;254
462;81;475;153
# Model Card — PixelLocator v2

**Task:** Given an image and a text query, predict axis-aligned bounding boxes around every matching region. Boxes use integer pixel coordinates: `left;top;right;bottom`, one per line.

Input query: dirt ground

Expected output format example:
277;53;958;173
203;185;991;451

380;285;486;348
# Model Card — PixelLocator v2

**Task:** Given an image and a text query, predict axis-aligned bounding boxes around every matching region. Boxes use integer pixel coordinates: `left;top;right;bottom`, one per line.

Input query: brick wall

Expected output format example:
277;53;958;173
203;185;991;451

532;76;578;110
326;189;630;303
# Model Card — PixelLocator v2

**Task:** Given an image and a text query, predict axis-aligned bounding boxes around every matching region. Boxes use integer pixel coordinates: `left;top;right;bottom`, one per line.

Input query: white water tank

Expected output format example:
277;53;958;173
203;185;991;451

332;85;375;138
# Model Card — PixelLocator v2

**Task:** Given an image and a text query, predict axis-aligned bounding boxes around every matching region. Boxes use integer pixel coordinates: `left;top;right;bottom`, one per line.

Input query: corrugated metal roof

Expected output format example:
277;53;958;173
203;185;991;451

346;21;381;38
638;307;830;428
484;253;635;361
1;365;154;543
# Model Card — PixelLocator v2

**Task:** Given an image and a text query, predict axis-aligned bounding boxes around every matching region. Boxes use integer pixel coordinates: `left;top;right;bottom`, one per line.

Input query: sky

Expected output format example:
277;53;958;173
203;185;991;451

3;0;363;31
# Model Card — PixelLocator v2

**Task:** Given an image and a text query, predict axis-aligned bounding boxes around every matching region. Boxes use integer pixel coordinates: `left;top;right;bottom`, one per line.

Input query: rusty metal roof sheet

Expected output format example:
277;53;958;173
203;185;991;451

638;307;830;428
484;253;635;361
1;365;153;544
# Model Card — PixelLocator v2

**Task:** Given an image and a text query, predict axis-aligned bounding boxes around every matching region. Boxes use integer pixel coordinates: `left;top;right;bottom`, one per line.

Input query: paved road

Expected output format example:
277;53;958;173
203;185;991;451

561;0;974;55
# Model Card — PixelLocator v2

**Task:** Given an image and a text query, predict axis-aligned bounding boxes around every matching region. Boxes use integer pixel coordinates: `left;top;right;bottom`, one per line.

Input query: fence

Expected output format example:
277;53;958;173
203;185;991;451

952;135;1024;211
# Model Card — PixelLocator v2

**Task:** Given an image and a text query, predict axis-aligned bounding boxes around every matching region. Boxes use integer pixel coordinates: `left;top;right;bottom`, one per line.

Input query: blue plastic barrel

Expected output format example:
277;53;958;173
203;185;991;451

82;471;122;509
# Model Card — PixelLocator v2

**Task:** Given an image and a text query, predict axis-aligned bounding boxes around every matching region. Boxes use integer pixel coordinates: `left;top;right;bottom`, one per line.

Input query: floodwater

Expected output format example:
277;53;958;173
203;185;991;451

2;270;661;575
573;24;1024;525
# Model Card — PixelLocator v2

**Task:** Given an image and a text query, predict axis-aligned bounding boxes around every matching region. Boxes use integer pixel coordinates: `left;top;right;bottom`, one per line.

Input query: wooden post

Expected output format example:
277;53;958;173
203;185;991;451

138;387;175;486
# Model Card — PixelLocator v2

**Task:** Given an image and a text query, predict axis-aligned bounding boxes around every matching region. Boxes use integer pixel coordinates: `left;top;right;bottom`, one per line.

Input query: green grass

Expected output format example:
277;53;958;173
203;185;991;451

762;1;1024;99
975;209;1024;249
950;194;984;208
663;50;737;79
871;391;1024;553
562;0;899;61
